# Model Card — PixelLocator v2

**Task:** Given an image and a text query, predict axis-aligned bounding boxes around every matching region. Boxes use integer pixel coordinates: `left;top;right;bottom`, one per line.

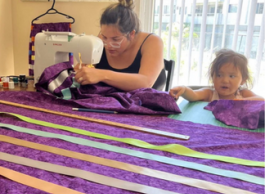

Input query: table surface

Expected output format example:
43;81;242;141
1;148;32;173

0;80;35;92
0;83;264;194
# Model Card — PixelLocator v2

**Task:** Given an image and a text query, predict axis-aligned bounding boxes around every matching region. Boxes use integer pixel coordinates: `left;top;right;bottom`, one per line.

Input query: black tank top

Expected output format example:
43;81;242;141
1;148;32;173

96;34;166;91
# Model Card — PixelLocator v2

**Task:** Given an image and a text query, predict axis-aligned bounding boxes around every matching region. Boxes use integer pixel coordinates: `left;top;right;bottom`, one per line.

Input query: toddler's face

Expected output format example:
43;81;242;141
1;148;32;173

213;63;244;100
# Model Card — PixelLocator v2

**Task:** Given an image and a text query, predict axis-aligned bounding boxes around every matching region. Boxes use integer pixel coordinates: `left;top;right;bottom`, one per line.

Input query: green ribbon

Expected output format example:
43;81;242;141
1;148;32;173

0;112;264;167
0;122;264;185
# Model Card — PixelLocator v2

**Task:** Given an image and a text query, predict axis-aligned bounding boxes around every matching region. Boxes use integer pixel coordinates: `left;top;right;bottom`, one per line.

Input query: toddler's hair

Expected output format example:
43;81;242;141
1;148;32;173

208;49;253;89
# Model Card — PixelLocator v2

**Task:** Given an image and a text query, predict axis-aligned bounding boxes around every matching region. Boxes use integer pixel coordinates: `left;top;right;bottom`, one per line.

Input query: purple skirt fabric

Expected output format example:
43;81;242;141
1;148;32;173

35;62;181;115
205;100;265;130
0;91;264;194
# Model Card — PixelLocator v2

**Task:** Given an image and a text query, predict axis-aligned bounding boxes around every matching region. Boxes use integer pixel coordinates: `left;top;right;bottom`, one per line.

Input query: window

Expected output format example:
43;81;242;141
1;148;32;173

164;5;169;14
208;5;215;13
173;5;176;14
256;3;264;14
155;5;160;14
206;4;223;14
217;5;223;13
195;5;203;14
228;4;237;13
140;0;265;97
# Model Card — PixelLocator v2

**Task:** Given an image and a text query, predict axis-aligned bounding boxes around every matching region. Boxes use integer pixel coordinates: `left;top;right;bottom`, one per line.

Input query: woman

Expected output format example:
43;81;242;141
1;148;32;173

74;0;166;91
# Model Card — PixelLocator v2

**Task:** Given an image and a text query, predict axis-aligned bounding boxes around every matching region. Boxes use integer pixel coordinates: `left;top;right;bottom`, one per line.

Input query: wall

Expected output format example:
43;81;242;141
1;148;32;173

11;0;115;76
0;0;14;76
1;0;140;76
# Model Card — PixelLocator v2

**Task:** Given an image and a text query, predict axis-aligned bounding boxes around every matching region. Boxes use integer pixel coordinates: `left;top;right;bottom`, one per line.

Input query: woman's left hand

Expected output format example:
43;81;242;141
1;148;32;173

74;65;103;85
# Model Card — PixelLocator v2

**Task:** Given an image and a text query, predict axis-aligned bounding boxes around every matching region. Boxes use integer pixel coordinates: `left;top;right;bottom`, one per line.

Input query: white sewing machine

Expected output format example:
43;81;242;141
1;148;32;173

34;31;103;84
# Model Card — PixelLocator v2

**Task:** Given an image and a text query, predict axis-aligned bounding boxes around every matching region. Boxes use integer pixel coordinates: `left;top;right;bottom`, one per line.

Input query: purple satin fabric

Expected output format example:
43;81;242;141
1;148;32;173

35;62;181;115
0;91;264;194
205;100;265;130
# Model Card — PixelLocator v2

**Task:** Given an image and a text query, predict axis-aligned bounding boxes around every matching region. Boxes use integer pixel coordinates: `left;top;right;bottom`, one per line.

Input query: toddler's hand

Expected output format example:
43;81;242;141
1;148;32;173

169;86;186;100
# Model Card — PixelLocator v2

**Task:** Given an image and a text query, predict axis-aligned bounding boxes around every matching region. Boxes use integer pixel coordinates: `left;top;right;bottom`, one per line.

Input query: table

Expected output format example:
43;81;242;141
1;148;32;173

0;80;35;92
0;88;264;194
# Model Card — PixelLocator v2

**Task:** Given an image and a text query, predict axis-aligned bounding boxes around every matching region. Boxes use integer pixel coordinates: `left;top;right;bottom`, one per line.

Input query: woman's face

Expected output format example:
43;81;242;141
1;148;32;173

99;25;132;56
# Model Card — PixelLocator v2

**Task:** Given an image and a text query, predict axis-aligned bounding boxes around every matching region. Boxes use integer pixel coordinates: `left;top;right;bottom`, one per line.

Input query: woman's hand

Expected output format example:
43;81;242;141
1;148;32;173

74;64;104;85
73;63;86;72
169;86;186;100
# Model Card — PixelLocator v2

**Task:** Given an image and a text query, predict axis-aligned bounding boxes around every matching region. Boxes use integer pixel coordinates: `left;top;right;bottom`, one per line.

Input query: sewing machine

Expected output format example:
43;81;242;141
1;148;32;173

34;31;103;84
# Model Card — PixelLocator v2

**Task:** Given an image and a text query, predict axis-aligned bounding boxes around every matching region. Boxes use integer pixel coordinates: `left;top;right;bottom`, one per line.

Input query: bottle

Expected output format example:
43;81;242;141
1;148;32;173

3;77;9;88
19;75;26;86
9;78;15;89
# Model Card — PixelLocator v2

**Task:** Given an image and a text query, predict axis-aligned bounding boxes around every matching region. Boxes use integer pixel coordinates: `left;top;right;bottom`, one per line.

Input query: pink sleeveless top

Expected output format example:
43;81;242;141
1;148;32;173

211;90;243;101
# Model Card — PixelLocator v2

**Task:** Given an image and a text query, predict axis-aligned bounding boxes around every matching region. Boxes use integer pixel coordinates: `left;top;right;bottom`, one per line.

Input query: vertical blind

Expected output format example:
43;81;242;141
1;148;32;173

139;0;265;96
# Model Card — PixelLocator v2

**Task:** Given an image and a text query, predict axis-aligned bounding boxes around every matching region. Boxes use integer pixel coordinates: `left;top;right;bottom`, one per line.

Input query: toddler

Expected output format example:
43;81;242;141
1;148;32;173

169;49;264;101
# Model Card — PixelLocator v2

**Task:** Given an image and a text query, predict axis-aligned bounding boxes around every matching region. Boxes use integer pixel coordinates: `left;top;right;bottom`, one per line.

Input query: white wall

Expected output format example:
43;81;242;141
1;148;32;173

0;0;14;76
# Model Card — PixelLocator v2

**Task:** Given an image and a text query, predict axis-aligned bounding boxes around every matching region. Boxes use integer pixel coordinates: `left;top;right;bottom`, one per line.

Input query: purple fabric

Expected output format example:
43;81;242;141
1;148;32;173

29;23;73;76
205;100;265;130
0;91;264;194
35;62;181;115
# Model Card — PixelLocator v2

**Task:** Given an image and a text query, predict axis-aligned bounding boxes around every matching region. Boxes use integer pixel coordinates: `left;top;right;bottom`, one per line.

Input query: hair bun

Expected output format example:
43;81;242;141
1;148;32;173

118;0;134;9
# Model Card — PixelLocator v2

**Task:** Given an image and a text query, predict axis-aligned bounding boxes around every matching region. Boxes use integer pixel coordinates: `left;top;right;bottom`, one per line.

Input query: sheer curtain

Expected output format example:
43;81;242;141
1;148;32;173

139;0;265;97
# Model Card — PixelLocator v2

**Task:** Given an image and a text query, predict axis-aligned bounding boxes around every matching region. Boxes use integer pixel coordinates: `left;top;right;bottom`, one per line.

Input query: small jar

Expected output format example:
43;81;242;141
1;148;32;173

13;76;19;85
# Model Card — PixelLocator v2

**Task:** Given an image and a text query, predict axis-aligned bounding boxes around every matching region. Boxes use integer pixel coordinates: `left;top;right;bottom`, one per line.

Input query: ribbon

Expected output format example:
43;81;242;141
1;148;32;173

0;123;263;185
0;152;179;194
1;112;264;167
0;136;257;194
0;166;84;194
0;100;189;140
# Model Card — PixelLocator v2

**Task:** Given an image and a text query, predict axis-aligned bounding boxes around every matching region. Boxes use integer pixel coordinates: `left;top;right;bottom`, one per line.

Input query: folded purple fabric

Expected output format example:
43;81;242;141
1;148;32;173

35;62;181;115
205;100;265;129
